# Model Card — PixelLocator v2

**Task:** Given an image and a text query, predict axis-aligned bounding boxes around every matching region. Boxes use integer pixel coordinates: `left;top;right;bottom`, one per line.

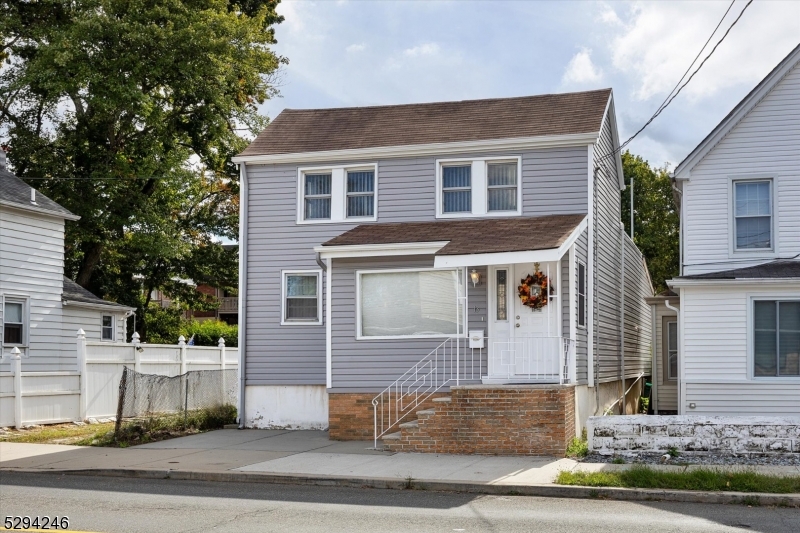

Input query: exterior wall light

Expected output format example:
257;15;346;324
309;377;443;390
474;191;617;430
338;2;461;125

470;269;481;287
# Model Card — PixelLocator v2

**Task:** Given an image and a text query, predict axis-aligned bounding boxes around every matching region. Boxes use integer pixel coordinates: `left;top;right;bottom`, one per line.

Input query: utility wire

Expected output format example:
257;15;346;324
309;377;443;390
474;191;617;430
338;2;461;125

598;0;754;163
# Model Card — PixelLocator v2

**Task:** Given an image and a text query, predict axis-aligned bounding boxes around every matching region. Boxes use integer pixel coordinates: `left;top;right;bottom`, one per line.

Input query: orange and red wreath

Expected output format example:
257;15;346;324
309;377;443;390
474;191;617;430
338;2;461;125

518;265;549;310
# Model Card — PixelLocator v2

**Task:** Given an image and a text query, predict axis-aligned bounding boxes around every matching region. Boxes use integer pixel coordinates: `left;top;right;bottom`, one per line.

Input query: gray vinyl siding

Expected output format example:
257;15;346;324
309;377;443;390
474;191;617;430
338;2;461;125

244;146;589;387
591;110;653;383
329;256;487;392
622;234;653;378
573;229;589;383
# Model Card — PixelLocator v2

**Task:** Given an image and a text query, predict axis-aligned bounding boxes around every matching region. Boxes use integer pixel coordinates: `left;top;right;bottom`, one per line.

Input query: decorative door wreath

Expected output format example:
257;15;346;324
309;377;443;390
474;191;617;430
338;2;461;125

518;262;549;310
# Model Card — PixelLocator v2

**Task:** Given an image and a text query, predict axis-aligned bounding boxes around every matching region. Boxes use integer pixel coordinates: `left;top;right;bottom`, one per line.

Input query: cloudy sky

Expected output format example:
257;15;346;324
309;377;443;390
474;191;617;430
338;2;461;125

260;0;799;169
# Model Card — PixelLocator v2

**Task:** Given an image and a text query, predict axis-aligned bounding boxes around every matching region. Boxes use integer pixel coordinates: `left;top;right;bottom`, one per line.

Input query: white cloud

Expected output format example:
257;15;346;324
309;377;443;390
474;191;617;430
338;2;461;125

604;1;800;101
403;42;441;57
598;3;623;26
346;43;366;53
562;48;603;84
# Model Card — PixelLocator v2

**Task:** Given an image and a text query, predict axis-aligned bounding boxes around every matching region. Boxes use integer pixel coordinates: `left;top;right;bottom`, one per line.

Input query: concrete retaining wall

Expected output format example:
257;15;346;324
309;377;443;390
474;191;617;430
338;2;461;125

587;415;800;454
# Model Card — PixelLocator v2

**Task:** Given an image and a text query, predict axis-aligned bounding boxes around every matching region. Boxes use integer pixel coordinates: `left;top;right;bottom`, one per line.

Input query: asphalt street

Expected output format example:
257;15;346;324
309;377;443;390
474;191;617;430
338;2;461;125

0;472;798;533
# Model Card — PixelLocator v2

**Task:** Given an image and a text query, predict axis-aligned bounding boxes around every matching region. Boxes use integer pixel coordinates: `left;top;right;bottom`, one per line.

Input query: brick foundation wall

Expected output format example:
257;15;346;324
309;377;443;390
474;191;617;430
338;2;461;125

385;385;576;456
328;392;449;440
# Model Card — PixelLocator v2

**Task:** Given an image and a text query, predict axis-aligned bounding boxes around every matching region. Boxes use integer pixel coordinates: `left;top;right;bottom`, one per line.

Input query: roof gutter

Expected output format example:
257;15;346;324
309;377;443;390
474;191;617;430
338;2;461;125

669;277;800;288
232;132;600;165
0;200;81;221
62;300;136;312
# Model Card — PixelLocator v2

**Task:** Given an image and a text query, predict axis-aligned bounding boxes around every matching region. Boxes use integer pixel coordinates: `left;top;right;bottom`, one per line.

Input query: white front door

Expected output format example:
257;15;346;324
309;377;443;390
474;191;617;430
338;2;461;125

488;263;560;380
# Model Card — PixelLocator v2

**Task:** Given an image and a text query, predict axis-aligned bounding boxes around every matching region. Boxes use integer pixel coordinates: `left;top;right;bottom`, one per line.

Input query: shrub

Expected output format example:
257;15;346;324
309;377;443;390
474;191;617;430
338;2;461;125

183;320;238;347
566;428;589;458
143;304;185;344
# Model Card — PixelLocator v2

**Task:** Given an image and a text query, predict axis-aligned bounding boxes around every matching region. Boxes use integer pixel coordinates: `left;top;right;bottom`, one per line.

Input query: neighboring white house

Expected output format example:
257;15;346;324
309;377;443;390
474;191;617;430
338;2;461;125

668;44;800;415
0;151;133;371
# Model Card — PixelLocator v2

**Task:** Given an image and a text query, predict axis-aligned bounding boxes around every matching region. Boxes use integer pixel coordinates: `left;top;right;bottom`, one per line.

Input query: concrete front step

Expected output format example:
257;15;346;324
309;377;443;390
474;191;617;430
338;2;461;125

432;396;452;403
399;420;418;429
381;431;402;441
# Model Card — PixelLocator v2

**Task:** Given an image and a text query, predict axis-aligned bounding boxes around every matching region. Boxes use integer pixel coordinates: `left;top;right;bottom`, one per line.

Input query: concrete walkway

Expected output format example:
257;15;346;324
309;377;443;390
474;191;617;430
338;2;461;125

2;429;799;506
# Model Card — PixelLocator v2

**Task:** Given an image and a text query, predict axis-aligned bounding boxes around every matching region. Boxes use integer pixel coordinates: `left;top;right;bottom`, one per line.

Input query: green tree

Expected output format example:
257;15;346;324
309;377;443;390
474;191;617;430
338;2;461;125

1;0;285;340
620;151;680;292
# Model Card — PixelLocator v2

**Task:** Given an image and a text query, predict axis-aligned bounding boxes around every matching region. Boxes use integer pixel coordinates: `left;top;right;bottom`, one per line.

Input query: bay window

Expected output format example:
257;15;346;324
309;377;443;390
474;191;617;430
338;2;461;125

358;268;466;338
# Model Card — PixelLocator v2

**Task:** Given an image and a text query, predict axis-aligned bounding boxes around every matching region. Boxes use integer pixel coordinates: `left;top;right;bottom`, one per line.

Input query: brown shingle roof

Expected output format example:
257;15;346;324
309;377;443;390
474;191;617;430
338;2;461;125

240;90;611;157
321;214;586;256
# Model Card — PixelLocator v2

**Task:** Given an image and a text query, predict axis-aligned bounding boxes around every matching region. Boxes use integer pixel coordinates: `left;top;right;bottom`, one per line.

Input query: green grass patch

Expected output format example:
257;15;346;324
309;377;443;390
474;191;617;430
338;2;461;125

80;404;237;447
0;422;115;444
555;465;800;494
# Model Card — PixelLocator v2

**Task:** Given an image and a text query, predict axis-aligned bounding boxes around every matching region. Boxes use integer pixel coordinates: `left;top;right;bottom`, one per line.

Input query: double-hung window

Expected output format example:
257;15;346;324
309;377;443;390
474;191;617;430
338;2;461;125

298;165;378;223
358;268;466;339
753;300;800;377
577;261;587;328
442;165;472;214
487;162;518;212
303;173;332;220
437;157;521;217
282;271;322;325
3;300;25;345
346;170;375;218
734;180;772;250
102;315;114;341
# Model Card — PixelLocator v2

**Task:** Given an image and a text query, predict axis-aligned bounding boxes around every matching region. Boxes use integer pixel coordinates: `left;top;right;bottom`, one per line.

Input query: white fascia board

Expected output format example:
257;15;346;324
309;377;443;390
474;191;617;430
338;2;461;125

232;133;599;165
434;248;561;268
668;278;800;288
432;216;586;268
674;47;800;178
0;200;81;221
62;300;135;312
315;241;448;259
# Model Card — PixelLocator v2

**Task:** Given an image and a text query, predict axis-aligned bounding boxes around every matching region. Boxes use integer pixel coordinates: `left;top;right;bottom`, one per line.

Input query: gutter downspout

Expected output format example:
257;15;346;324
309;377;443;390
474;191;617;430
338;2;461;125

650;304;658;413
237;163;249;429
315;252;327;272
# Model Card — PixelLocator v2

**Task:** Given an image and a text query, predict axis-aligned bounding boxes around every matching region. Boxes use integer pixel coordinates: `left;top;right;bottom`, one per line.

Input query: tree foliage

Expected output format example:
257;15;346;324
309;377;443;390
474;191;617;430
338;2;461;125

620;151;680;293
1;0;285;340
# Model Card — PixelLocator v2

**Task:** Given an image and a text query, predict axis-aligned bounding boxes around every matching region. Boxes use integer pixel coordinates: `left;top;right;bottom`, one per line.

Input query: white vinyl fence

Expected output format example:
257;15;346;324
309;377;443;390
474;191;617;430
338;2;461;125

1;330;238;428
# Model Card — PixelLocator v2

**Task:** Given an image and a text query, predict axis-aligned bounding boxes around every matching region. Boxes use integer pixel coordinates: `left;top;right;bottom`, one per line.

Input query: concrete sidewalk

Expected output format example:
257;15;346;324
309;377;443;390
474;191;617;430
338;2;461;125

2;429;799;507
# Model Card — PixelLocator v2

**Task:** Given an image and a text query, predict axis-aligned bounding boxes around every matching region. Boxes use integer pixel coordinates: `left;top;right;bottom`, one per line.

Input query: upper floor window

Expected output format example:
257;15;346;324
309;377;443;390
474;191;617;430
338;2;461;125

436;157;521;218
298;165;378;224
304;173;332;220
346;170;375;218
734;180;772;250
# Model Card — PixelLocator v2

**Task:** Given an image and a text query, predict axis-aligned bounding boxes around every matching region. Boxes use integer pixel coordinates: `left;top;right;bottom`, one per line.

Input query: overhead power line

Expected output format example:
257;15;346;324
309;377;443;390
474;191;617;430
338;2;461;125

598;0;754;164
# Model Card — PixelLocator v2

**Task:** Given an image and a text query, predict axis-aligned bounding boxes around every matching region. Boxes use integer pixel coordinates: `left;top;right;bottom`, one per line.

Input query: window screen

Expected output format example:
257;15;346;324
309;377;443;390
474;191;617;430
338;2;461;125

487;163;517;212
442;166;471;213
734;181;771;249
346;170;375;218
3;302;24;344
102;315;114;340
285;274;319;321
304;173;332;220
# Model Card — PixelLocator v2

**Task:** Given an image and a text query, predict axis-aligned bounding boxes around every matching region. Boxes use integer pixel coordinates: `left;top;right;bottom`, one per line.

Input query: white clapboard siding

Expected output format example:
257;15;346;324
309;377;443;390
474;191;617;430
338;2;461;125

683;60;800;275
681;283;800;414
61;306;127;362
0;207;66;370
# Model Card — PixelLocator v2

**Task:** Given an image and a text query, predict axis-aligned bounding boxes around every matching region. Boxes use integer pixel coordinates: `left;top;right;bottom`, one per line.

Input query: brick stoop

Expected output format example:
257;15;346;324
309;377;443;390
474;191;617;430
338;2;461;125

382;385;575;456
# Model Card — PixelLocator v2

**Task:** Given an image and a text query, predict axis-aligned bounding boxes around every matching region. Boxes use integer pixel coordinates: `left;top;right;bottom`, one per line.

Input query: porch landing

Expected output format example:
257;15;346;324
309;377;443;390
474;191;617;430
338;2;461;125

379;384;576;456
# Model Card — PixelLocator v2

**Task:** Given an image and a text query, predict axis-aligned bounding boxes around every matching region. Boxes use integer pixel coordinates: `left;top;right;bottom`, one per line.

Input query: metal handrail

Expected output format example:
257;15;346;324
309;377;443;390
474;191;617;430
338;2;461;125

372;336;485;448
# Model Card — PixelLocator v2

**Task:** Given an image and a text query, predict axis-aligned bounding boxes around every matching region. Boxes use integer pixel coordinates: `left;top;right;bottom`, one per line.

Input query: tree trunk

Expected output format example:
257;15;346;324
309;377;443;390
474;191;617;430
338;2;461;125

76;241;104;287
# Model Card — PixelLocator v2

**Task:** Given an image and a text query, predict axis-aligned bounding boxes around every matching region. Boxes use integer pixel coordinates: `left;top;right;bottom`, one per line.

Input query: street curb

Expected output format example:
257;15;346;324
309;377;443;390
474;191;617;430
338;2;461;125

5;467;799;507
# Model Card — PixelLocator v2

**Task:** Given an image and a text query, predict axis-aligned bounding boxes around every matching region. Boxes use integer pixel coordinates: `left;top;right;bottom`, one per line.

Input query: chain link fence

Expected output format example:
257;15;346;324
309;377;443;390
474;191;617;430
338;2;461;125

114;367;237;442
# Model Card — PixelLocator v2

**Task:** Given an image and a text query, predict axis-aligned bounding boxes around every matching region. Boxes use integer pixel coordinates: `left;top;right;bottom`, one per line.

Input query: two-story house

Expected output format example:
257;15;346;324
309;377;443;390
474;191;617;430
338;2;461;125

668;44;800;416
1;152;133;371
234;89;653;454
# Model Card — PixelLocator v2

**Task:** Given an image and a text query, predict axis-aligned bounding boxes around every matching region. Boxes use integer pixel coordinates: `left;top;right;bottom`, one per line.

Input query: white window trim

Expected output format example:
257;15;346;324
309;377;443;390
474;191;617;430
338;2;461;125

729;176;778;257
2;294;30;348
280;270;323;325
435;156;522;219
101;314;116;342
576;260;587;329
747;294;800;381
296;163;378;224
355;267;468;340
